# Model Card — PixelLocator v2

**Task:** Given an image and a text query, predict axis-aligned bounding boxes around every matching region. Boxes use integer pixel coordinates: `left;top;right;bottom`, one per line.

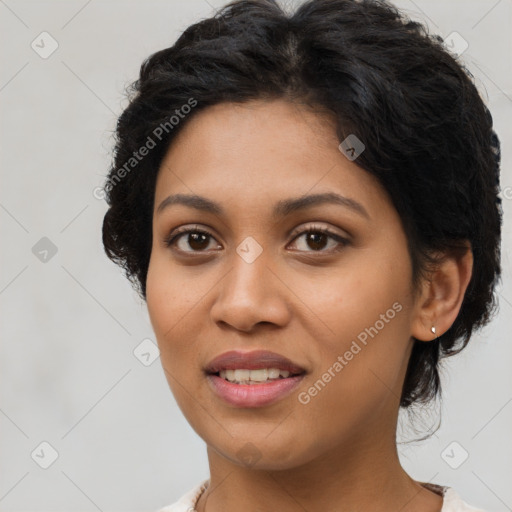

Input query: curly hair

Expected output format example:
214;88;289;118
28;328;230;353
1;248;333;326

101;0;502;408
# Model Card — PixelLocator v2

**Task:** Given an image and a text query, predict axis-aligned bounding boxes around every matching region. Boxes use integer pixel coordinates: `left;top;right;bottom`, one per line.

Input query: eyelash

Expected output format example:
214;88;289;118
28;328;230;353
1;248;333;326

163;224;349;255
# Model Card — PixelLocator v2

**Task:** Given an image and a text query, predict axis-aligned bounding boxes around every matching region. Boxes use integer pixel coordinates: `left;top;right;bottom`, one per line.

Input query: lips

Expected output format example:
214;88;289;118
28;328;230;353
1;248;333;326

204;349;306;375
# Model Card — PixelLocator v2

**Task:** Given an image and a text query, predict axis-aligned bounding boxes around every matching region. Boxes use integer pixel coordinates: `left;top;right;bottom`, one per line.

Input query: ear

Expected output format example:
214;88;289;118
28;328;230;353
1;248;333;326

411;241;473;342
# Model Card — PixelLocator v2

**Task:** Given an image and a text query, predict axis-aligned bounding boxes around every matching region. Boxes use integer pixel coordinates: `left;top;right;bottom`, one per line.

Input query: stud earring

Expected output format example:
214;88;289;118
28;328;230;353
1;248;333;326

431;325;438;341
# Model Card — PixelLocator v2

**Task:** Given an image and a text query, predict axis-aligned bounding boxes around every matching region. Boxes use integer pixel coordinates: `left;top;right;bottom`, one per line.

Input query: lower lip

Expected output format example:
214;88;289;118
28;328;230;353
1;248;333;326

206;374;305;408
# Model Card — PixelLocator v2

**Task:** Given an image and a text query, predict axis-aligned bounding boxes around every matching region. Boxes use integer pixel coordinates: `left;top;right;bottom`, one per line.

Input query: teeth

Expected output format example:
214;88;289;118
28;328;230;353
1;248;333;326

219;368;292;384
267;368;280;379
234;369;252;381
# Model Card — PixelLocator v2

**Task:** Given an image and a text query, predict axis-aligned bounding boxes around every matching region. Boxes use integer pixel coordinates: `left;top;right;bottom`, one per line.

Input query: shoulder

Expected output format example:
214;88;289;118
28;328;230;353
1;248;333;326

155;479;209;512
441;487;487;512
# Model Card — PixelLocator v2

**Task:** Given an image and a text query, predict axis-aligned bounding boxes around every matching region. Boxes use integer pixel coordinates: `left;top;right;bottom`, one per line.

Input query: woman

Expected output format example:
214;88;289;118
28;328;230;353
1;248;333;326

101;0;502;510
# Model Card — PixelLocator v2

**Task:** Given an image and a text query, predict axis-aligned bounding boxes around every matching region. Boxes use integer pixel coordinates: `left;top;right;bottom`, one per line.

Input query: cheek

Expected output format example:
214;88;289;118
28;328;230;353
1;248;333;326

293;248;414;401
294;248;412;344
146;248;206;329
146;265;205;421
146;255;201;367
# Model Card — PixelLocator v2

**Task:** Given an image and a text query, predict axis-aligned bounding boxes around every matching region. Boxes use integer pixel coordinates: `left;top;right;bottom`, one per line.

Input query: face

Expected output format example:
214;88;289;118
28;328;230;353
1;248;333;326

146;99;420;470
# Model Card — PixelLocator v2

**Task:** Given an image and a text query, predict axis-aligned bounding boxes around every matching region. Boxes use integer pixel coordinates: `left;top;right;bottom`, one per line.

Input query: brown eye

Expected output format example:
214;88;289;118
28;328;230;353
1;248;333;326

289;226;349;253
183;232;211;251
164;227;220;253
304;232;329;251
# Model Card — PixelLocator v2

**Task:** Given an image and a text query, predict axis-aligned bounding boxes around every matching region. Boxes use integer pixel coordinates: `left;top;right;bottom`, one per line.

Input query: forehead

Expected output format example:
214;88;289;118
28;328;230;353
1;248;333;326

154;99;392;221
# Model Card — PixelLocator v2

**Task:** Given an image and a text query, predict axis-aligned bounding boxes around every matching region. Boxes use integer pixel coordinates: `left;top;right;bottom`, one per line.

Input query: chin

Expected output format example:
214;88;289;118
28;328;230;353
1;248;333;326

211;434;316;471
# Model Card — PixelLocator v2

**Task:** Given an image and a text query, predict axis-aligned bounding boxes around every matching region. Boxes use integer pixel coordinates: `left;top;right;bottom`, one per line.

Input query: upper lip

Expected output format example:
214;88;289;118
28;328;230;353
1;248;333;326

204;350;306;375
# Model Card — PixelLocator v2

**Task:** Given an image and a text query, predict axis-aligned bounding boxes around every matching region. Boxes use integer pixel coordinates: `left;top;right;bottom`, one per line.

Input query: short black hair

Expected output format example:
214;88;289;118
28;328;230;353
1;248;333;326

101;0;503;408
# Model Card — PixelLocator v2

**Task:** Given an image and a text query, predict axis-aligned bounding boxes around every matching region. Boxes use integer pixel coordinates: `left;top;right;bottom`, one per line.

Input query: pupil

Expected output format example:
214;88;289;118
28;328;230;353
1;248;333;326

189;233;209;250
308;232;327;250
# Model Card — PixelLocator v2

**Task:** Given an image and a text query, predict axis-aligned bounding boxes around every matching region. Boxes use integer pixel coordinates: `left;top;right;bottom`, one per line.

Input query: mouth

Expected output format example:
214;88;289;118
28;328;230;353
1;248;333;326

204;350;307;407
212;367;302;385
204;349;306;381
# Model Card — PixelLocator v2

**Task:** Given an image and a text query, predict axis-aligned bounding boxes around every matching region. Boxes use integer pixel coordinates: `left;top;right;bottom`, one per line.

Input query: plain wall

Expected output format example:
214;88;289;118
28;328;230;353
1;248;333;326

1;0;511;510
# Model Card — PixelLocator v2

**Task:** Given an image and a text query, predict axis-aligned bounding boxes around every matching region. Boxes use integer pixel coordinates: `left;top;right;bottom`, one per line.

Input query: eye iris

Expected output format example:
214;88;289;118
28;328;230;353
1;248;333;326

188;232;209;250
307;232;328;250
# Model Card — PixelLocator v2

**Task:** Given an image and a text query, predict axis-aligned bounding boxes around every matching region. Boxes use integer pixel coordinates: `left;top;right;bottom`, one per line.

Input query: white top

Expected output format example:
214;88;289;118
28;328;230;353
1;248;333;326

156;480;486;512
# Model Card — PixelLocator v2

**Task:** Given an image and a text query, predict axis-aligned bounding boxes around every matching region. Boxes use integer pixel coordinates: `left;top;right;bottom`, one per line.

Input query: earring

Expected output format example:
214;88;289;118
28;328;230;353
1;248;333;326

431;325;438;341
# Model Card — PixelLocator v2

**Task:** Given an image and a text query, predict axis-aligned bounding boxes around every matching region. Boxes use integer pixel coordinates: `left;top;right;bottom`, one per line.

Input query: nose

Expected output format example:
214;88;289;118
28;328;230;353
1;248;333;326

209;250;292;333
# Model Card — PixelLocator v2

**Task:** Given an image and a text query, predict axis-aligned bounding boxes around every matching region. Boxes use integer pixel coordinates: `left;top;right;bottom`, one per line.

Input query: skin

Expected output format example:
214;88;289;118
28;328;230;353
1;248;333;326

146;99;473;512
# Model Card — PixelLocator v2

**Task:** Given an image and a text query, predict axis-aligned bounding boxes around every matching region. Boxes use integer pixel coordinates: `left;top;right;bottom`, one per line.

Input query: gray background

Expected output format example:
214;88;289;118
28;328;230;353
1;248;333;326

1;0;511;510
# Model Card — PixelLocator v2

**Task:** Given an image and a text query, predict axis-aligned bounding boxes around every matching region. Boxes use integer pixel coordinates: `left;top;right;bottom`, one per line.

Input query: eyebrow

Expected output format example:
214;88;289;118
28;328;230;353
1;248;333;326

156;192;370;220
